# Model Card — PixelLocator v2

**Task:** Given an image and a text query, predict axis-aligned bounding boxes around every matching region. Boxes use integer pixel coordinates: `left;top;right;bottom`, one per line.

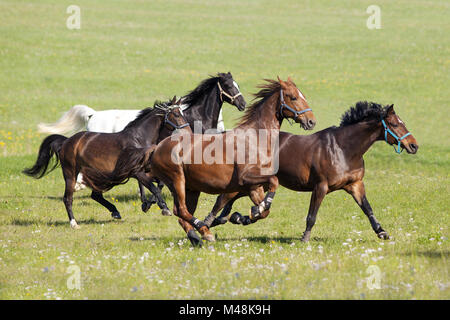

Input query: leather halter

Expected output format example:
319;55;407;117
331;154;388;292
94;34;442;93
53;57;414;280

217;81;242;104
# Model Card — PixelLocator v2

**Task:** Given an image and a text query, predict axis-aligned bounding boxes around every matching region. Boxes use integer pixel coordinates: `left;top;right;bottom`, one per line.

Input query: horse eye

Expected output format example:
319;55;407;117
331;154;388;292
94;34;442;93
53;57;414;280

291;96;297;101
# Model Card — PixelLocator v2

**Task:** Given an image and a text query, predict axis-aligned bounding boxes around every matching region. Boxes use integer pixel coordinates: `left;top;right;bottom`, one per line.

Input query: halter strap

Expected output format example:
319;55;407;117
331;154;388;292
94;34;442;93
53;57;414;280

381;119;411;154
163;108;190;130
278;89;312;123
217;81;242;104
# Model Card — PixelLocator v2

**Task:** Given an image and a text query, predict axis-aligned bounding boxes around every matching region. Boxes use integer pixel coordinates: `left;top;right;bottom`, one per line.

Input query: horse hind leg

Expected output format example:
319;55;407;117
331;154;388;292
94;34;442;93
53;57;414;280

229;186;266;225
136;172;171;216
230;176;279;226
344;181;389;240
91;191;121;219
62;168;79;229
138;181;155;213
203;192;241;228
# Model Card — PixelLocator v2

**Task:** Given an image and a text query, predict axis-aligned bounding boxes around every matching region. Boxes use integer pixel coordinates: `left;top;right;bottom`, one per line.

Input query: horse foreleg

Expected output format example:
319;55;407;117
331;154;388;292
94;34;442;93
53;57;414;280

171;180;214;246
344;181;389;240
74;173;87;192
179;190;209;246
135;172;171;216
138;181;156;213
91;191;121;219
301;182;328;242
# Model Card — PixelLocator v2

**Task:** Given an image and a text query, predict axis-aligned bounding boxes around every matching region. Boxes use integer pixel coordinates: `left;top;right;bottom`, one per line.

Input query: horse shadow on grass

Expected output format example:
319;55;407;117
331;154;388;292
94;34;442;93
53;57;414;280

26;191;170;203
400;250;449;259
9;217;120;227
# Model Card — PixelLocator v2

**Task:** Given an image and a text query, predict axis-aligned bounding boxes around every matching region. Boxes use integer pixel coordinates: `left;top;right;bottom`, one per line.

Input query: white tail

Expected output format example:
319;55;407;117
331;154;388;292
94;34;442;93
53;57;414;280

37;105;96;135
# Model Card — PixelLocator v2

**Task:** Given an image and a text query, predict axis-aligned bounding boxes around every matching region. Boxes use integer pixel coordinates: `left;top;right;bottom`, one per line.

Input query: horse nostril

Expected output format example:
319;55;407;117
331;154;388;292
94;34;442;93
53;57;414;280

410;143;418;152
308;119;316;128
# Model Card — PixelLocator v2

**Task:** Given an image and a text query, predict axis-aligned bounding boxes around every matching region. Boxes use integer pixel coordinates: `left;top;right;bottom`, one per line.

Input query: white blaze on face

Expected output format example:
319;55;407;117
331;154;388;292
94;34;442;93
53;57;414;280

297;89;306;101
397;116;405;125
233;81;240;93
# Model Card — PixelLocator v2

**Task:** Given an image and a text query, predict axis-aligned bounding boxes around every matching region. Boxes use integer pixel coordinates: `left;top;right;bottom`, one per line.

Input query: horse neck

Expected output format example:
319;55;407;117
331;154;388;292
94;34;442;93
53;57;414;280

238;93;281;131
338;121;383;159
123;114;163;146
184;85;223;132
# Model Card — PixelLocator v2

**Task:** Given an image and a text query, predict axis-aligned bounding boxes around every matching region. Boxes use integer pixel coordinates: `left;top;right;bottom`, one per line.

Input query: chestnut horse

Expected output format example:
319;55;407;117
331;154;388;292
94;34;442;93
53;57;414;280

207;102;418;241
148;77;316;246
23;100;188;229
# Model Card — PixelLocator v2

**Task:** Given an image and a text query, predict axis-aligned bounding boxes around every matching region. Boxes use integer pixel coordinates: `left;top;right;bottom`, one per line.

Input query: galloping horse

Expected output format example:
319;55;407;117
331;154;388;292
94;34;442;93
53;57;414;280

23;100;189;229
207;102;419;241
148;77;316;246
38;73;246;196
37;73;244;135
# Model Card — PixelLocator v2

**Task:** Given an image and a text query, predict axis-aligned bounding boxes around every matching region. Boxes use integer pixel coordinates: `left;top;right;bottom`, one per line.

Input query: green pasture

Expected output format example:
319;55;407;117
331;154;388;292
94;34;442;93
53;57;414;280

0;0;448;299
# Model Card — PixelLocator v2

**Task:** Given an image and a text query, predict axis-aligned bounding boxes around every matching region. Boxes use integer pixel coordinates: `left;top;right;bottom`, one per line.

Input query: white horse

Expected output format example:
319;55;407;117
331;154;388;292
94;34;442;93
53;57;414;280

37;103;225;135
38;103;225;190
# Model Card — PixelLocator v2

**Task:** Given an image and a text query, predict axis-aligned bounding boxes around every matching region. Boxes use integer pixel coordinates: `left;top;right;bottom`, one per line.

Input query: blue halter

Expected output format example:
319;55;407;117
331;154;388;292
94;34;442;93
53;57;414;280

381;119;411;154
279;89;312;123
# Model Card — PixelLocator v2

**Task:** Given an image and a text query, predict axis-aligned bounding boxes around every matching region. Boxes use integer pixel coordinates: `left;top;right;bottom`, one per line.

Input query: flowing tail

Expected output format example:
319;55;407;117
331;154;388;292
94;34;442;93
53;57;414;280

81;145;157;192
37;105;96;135
23;134;67;178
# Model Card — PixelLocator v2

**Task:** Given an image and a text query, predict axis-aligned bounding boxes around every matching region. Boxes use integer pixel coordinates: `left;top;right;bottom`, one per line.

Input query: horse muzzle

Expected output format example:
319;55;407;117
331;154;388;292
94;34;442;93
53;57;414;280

299;117;316;130
404;142;419;154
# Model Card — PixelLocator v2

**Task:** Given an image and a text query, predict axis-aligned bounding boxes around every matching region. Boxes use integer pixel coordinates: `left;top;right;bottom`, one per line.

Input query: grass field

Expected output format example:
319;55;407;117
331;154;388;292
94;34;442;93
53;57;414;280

0;0;449;299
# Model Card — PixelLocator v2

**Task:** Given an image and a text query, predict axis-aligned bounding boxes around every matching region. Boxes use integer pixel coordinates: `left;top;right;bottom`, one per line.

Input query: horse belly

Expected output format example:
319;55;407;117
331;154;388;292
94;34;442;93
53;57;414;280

184;164;238;193
77;134;122;172
277;168;313;192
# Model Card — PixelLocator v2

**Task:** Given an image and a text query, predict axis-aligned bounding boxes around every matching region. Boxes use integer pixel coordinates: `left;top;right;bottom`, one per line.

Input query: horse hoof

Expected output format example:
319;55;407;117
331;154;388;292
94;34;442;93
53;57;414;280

229;212;243;225
161;208;172;216
202;233;216;242
70;220;80;229
111;211;122;219
141;201;152;213
301;232;311;242
74;183;86;192
377;231;390;240
187;230;202;247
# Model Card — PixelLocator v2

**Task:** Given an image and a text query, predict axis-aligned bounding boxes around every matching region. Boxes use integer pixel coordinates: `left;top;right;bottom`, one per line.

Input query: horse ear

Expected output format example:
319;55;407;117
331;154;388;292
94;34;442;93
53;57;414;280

171;96;177;104
176;98;182;105
387;104;395;115
277;76;287;89
287;76;293;83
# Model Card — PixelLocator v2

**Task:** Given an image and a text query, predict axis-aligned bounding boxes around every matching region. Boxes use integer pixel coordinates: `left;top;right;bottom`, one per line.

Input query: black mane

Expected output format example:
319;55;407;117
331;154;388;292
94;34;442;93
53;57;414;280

123;100;171;130
182;73;228;106
339;101;390;127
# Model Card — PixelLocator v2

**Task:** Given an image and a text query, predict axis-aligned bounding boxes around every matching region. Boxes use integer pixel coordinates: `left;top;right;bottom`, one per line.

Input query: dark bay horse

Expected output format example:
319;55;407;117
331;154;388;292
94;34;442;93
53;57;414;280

207;102;419;241
23;100;189;229
138;72;247;206
148;77;316;246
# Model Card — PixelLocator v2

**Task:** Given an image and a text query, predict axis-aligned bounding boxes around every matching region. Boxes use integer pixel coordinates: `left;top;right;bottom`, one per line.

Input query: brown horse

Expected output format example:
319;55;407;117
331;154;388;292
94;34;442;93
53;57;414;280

207;102;419;241
148;77;316;246
23;99;188;229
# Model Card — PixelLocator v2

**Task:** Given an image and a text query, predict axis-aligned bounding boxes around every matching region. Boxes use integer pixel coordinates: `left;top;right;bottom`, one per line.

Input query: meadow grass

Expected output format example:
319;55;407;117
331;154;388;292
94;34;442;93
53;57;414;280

0;0;448;299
